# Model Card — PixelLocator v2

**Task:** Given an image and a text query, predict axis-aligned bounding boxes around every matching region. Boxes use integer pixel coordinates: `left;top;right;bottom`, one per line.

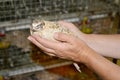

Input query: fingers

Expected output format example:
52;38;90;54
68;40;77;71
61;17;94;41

58;21;76;30
44;52;56;56
30;34;62;50
58;21;82;36
28;36;55;53
54;32;75;44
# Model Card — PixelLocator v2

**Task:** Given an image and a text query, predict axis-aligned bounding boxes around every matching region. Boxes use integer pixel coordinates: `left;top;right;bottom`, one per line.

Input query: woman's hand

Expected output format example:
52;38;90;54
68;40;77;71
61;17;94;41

58;21;86;41
28;32;92;63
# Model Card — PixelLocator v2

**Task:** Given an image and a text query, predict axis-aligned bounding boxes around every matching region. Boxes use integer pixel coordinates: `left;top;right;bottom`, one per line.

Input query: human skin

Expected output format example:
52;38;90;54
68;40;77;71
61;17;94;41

28;21;120;80
57;21;120;59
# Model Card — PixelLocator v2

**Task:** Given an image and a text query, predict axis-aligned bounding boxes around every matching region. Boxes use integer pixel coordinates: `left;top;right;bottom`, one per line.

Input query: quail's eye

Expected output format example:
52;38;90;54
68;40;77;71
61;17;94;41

35;24;42;29
35;22;45;30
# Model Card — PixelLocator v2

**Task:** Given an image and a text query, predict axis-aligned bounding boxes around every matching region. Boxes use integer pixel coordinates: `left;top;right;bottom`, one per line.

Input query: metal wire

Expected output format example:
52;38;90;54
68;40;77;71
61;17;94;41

0;0;82;22
0;0;117;22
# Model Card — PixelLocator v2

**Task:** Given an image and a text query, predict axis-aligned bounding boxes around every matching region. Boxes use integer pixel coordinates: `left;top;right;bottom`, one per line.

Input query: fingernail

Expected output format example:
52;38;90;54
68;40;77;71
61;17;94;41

27;36;32;41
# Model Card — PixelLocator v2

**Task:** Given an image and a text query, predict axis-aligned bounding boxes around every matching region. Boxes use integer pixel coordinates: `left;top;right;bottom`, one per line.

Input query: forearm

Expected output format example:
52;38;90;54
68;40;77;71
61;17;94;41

81;34;120;59
84;50;120;80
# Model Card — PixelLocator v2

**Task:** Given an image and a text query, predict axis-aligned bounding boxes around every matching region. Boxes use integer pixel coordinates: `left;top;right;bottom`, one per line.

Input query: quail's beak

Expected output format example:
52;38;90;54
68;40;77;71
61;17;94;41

30;26;36;35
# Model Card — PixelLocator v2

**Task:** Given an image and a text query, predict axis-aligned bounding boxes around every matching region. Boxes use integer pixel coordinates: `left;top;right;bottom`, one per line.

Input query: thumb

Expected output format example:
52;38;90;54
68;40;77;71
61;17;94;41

54;32;74;43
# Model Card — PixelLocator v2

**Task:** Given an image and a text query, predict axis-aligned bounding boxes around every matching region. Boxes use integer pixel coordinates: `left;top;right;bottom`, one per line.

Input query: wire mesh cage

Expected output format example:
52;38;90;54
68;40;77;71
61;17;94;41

0;0;118;25
0;0;83;22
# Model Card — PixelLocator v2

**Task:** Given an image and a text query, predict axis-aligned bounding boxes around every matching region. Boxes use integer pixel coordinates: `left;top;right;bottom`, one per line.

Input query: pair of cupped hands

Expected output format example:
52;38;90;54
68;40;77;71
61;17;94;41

28;21;93;64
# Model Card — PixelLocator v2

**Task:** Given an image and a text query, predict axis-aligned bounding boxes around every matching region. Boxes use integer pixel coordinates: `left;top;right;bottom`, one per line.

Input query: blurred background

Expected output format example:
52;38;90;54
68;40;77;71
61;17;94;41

0;0;120;80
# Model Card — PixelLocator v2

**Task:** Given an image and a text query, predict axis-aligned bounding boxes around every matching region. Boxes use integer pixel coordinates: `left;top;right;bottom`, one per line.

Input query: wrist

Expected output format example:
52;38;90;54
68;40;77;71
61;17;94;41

84;49;100;68
80;46;97;65
84;49;94;64
78;33;96;48
77;33;89;42
75;44;96;64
